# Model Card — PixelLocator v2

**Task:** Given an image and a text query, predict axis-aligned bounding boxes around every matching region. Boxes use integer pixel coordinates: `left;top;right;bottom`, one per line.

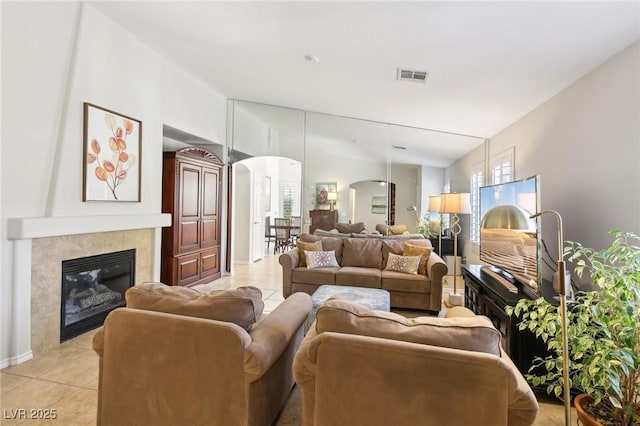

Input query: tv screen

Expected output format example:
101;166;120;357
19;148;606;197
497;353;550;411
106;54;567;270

479;175;540;291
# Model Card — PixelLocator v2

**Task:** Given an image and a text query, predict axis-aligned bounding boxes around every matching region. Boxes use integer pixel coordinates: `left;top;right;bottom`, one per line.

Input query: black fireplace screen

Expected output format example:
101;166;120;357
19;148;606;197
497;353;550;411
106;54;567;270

60;249;135;342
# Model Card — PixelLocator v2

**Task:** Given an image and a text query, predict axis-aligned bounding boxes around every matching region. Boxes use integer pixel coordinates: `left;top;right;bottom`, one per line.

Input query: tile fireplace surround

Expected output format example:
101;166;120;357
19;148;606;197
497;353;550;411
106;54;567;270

5;214;170;367
32;230;153;352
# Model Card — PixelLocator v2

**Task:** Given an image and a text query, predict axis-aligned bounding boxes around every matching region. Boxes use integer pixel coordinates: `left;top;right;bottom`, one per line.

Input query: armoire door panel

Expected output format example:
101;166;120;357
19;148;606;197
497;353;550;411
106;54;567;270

180;164;201;219
176;253;200;286
200;248;219;279
200;218;217;248
179;220;200;253
201;168;219;217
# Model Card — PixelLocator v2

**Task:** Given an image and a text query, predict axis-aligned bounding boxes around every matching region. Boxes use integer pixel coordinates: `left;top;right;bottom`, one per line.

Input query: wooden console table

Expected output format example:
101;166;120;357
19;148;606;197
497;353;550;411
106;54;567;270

462;264;550;375
428;237;460;256
309;210;338;234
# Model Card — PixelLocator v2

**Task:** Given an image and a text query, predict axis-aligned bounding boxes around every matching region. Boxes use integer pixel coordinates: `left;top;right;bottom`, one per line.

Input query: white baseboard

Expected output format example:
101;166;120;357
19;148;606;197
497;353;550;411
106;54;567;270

0;351;33;369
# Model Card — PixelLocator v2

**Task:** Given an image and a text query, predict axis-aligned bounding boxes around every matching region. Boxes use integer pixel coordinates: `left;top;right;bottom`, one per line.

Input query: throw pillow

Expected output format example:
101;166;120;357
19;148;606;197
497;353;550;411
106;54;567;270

336;222;366;234
306;250;340;269
125;282;264;330
316;298;502;356
403;243;433;275
389;224;407;235
381;240;405;268
297;240;323;267
384;252;420;274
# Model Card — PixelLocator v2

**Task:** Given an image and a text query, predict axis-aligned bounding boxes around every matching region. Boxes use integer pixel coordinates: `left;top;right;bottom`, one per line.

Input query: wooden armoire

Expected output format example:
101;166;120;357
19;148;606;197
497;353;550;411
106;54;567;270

161;147;223;286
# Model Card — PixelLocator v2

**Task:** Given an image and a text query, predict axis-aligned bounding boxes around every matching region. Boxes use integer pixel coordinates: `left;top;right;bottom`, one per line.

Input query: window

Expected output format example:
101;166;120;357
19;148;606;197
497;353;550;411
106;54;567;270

282;185;295;218
491;147;514;184
470;162;484;245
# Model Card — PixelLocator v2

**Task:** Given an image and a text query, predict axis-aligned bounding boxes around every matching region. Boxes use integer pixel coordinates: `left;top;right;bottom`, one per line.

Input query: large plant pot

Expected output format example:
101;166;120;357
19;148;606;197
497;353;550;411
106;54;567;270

575;394;603;426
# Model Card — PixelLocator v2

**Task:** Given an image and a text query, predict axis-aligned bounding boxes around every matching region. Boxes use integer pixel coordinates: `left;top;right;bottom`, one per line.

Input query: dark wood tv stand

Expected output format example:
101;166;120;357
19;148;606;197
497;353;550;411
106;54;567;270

462;264;550;375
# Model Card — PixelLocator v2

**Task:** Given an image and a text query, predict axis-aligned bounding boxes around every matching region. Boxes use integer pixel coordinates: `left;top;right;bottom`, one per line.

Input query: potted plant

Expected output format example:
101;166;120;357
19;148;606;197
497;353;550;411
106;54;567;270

507;230;640;426
417;213;435;237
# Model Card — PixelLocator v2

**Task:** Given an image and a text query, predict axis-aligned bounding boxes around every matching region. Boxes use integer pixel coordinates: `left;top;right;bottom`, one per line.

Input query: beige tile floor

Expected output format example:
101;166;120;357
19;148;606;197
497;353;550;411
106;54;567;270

1;249;573;425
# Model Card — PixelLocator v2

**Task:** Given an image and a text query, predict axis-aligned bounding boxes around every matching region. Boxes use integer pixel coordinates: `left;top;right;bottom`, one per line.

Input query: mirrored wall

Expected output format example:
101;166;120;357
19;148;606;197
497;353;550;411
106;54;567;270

229;99;486;234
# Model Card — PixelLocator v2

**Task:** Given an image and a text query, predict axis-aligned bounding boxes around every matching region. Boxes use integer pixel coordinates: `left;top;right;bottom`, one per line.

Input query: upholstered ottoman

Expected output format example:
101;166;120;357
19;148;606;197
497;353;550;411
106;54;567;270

304;285;391;333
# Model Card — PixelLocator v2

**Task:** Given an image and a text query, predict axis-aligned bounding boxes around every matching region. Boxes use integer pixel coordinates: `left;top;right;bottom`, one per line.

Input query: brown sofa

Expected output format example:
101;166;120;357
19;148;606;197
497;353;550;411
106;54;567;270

293;299;539;426
279;233;447;312
92;283;312;426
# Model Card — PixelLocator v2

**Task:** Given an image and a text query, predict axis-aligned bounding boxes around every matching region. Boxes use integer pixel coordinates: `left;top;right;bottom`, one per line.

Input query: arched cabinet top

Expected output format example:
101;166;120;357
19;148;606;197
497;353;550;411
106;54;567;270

174;147;224;166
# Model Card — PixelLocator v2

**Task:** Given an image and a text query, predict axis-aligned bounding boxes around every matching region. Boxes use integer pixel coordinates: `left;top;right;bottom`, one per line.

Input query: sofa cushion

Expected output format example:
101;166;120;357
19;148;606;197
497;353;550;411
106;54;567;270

382;240;405;268
403;243;433;275
389;224;408;235
297;240;323;267
306;250;340;268
316;298;502;356
293;267;338;285
375;224;409;235
384;253;420;274
381;271;430;293
125;282;264;330
387;234;427;240
300;233;344;264
335;222;366;234
375;224;390;235
335;267;381;288
313;229;350;238
342;238;382;268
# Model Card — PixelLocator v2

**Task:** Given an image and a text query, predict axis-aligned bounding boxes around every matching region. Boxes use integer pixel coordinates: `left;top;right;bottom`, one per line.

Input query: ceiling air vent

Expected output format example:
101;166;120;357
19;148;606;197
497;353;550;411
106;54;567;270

397;68;428;83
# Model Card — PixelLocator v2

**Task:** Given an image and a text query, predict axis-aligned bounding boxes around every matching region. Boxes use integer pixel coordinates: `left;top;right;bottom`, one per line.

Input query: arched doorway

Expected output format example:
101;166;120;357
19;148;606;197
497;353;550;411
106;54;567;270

228;156;301;271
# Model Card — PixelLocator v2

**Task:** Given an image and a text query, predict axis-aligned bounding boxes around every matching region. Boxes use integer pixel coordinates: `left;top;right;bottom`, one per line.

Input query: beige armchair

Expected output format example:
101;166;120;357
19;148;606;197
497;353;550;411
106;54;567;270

93;285;312;426
293;299;538;426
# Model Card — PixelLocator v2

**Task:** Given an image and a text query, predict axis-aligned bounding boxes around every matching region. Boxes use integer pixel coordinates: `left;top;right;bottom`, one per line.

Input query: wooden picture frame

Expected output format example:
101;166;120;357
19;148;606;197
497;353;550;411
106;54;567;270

83;103;142;202
315;182;337;209
371;194;387;214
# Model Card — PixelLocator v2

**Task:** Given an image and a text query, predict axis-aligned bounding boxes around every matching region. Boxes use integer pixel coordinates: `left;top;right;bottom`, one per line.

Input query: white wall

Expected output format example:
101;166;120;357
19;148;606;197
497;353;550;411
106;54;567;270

1;2;227;363
448;41;640;280
232;164;251;264
390;164;420;232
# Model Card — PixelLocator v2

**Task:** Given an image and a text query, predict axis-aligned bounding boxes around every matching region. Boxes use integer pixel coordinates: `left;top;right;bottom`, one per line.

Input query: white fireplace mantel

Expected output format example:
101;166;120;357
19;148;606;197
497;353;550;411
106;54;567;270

7;213;171;240
2;213;171;368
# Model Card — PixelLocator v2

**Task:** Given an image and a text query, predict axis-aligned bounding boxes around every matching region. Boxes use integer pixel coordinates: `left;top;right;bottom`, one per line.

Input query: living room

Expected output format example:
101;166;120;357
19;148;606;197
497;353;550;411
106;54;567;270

1;1;639;425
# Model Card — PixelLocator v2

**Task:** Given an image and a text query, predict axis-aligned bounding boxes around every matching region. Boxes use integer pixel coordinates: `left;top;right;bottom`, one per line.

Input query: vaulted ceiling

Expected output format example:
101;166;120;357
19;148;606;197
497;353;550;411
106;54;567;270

94;1;639;158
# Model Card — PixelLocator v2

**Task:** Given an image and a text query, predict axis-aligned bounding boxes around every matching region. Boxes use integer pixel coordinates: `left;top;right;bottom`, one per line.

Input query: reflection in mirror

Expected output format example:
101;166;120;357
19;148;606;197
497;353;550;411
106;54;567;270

305;112;390;227
229;99;487;239
387;124;486;233
349;180;395;233
229;100;305;162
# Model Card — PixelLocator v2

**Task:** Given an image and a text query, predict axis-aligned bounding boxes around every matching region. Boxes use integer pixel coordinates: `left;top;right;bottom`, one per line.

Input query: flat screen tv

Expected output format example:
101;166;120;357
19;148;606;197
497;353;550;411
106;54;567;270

479;175;541;293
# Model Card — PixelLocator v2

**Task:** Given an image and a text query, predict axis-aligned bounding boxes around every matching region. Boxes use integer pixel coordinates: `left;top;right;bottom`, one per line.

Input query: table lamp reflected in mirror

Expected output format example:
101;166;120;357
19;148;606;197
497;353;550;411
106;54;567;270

327;191;337;211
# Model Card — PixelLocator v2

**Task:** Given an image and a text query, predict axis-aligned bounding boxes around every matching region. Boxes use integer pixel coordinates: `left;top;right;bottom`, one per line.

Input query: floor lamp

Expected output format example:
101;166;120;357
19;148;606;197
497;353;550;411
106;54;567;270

428;195;442;255
530;210;571;426
440;192;470;307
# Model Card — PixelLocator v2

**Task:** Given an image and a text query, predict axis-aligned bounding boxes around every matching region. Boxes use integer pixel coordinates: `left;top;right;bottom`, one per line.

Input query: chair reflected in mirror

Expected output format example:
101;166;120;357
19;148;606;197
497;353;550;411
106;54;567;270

274;217;294;254
290;216;301;244
265;216;276;249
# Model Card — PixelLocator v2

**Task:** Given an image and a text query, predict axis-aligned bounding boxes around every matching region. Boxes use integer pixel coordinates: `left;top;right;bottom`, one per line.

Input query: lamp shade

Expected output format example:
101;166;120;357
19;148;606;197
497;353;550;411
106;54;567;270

439;193;471;214
481;204;535;231
327;192;337;201
428;196;441;212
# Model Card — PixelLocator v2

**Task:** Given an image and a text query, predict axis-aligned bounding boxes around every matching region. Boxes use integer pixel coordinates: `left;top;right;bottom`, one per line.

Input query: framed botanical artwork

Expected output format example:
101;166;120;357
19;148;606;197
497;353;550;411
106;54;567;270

315;182;337;209
371;194;387;214
83;103;142;201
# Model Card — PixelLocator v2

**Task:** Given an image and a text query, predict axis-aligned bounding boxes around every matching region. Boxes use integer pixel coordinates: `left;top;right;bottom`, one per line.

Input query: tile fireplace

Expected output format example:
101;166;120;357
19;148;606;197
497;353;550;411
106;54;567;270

61;249;135;341
4;213;171;367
